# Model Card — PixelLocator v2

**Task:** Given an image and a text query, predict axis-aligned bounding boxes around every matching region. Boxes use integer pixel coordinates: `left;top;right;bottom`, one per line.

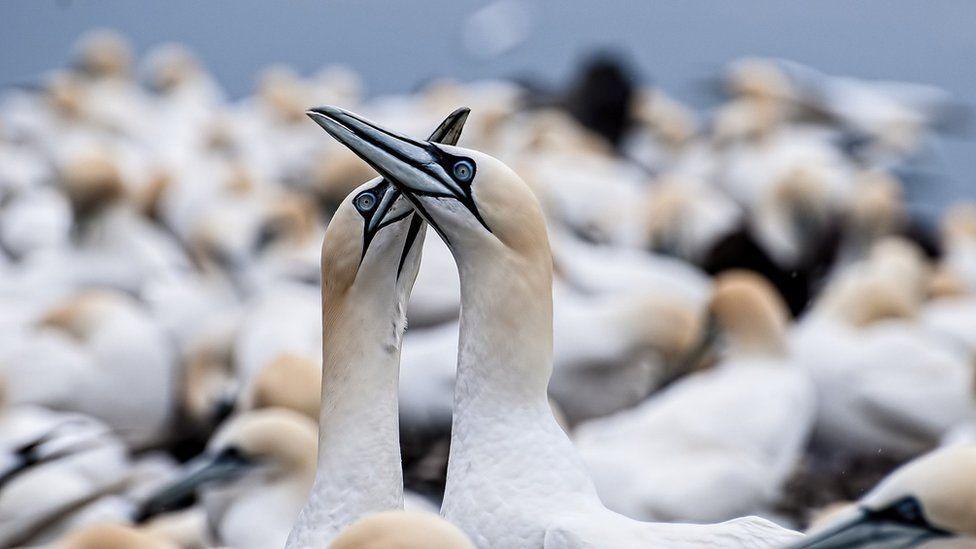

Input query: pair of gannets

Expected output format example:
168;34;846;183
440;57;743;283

297;105;802;547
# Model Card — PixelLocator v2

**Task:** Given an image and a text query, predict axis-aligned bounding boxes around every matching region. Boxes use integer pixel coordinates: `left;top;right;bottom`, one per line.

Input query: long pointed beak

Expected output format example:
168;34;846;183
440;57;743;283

790;499;950;548
134;452;256;522
306;106;465;199
0;457;30;490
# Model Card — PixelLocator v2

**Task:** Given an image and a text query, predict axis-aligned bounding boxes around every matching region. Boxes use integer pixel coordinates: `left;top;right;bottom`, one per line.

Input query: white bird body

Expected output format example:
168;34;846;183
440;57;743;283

550;229;711;303
233;282;321;383
0;291;176;448
794;314;974;457
577;357;814;522
921;296;976;355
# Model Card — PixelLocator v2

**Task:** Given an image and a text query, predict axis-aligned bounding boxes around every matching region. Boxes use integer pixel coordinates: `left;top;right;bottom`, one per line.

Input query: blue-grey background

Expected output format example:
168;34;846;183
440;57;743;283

2;0;973;209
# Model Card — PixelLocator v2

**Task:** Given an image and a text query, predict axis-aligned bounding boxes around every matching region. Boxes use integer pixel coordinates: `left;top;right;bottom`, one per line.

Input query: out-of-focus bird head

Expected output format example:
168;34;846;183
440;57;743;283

942;203;976;245
241;353;321;421
634;88;698;149
72;29;134;80
57;523;177;549
57;147;126;218
816;237;929;327
725;58;794;103
844;169;906;251
255;191;321;252
142;43;205;94
331;510;476;549
38;290;127;341
43;71;87;120
258;66;312;124
136;409;317;521
693;270;789;361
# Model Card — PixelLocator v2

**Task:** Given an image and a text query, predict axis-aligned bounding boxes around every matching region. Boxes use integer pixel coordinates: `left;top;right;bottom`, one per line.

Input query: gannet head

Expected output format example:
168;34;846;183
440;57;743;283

135;408;317;522
943;203;976;244
306;105;549;266
725;58;793;103
313;108;470;312
242;353;321;421
57;523;177;549
799;446;976;546
57;147;126;218
690;270;789;361
331;510;475;549
142;43;204;94
72;29;133;79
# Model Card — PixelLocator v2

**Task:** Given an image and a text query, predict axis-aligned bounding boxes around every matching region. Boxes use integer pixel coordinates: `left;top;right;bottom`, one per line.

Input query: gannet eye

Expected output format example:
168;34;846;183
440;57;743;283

355;192;377;212
452;160;474;182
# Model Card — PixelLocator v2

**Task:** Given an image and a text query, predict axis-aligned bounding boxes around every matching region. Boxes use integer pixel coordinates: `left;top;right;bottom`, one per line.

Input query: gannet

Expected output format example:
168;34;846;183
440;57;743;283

137;408;317;549
793;446;976;547
574;271;816;523
2;290;176;448
309;105;803;548
796;239;974;458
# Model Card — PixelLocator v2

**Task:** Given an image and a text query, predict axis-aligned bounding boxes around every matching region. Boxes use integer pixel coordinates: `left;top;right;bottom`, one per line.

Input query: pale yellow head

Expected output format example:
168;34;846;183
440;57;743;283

708;270;789;358
330;511;475;549
862;446;976;536
209;407;318;475
57;523;177;549
244;353;321;421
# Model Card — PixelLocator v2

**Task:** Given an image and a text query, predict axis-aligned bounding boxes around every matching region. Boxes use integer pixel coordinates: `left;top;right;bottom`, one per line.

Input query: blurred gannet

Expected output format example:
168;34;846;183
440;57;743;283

796;239;974;457
0;405;130;547
794;446;976;547
310;105;803;547
240;353;321;421
331;510;475;549
138;408;316;549
56;523;178;549
575;271;816;523
2;290;176;448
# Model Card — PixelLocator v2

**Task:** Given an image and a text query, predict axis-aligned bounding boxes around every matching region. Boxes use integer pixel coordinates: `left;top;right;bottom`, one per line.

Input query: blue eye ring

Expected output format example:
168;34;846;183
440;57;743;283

452;160;474;182
354;192;377;212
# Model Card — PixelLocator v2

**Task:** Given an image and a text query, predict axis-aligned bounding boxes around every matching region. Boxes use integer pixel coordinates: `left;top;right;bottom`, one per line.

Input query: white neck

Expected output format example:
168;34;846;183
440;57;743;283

442;240;599;534
285;284;404;548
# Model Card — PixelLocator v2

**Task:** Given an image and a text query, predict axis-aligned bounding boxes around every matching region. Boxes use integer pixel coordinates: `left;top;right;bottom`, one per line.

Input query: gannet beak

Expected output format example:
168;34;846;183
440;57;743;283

134;449;256;522
677;315;720;373
306;106;460;197
789;497;949;548
0;457;31;490
306;105;488;240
